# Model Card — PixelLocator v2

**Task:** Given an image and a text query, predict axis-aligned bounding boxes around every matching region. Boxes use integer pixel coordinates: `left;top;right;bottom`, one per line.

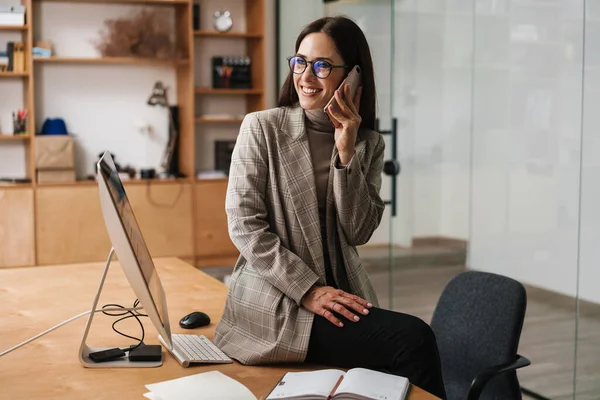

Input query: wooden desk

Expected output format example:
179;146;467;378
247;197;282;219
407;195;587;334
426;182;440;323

0;258;438;399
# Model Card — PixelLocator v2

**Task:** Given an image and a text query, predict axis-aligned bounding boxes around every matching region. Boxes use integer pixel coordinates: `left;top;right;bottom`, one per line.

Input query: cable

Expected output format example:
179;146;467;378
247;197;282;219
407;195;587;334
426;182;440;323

100;299;148;352
0;305;144;358
145;179;184;209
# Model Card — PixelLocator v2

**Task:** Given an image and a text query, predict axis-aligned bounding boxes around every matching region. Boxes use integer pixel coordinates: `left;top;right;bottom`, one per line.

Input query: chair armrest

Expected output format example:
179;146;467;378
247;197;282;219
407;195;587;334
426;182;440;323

467;355;531;400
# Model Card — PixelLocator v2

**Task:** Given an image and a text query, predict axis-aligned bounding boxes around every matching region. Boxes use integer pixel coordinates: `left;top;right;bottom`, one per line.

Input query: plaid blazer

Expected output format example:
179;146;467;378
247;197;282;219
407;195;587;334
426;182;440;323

213;104;385;365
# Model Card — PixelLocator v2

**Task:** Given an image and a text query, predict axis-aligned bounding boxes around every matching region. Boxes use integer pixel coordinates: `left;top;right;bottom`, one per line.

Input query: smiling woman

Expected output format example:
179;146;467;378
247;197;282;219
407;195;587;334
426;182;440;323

278;17;376;132
212;16;447;400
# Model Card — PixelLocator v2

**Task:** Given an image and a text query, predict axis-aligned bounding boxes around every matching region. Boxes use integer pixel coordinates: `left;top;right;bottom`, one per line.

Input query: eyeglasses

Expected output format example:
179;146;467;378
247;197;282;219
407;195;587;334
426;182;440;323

287;55;348;79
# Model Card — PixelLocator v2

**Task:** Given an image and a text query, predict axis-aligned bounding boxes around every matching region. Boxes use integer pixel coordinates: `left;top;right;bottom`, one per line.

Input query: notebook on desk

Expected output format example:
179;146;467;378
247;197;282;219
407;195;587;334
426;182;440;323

265;368;411;400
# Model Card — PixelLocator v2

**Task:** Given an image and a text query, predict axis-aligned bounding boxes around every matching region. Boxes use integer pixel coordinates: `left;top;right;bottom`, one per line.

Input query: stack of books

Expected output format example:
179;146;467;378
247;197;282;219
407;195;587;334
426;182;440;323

1;42;26;73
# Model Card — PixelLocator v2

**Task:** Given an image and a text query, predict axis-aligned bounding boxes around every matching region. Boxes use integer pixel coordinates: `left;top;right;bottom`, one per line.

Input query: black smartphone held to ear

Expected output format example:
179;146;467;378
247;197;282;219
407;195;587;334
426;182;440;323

325;65;362;117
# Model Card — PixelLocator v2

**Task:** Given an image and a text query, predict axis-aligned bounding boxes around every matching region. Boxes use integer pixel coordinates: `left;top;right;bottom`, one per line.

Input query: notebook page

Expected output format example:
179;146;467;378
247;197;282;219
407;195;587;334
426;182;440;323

266;369;345;399
334;368;410;400
145;370;257;400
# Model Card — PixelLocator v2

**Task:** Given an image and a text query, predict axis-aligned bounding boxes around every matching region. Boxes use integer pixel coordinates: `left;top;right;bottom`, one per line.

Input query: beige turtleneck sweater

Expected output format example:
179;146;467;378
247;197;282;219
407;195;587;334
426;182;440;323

304;108;337;287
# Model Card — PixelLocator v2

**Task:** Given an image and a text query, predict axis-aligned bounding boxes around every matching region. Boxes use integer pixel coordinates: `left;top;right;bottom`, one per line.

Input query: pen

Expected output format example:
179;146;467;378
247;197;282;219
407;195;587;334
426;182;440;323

327;375;344;400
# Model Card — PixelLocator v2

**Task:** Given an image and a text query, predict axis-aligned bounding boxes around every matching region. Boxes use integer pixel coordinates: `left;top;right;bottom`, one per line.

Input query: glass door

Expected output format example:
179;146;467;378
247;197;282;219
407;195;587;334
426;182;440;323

322;0;400;309
276;0;403;308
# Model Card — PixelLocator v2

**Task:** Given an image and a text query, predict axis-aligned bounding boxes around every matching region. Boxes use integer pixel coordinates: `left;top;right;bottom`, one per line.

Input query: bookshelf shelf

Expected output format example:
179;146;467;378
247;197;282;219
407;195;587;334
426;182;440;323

194;31;263;39
194;88;263;95
195;117;244;124
36;178;192;188
0;182;32;189
34;0;189;4
0;25;28;31
0;135;30;141
33;57;189;66
0;72;29;77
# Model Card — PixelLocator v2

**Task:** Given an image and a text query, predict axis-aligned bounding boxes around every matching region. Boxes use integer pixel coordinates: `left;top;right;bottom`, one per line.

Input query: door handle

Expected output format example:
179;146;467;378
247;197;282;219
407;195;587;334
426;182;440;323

376;118;400;217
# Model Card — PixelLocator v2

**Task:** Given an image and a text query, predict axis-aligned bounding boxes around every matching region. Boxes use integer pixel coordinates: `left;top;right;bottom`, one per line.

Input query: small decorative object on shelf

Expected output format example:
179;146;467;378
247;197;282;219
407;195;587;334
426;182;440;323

147;81;182;178
12;109;27;135
94;9;178;60
32;40;54;58
214;140;236;175
213;10;233;32
212;56;251;89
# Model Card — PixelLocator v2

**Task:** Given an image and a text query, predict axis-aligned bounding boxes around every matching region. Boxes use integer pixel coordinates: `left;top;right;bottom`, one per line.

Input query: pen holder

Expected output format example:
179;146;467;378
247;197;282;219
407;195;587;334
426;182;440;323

13;114;26;135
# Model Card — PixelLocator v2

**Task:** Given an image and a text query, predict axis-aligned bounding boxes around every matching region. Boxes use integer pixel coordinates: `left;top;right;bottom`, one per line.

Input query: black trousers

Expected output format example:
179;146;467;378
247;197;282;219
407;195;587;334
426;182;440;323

305;306;447;400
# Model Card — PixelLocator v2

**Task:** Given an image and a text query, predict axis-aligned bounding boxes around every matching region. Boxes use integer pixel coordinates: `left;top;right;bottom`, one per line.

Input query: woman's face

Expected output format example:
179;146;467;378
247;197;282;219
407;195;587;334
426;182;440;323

293;32;347;110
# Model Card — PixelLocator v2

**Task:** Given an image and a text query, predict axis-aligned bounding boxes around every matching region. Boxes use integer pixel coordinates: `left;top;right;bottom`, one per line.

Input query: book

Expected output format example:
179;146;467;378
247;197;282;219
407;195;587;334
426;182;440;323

144;370;257;400
265;368;411;400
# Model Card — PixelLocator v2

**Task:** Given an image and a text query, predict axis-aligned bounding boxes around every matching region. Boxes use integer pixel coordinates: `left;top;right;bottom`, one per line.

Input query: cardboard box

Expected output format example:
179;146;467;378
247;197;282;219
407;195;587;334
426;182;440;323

37;169;76;184
0;6;25;26
35;135;74;170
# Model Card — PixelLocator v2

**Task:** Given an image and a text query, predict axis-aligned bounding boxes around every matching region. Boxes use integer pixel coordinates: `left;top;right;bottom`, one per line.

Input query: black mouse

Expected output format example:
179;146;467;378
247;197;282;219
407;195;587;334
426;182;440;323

179;311;211;329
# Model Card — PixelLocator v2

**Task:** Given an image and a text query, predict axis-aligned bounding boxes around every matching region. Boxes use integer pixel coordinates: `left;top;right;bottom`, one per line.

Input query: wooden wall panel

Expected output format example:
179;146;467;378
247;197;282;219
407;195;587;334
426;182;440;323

0;188;35;267
36;186;110;265
127;182;194;258
36;182;194;266
194;179;238;261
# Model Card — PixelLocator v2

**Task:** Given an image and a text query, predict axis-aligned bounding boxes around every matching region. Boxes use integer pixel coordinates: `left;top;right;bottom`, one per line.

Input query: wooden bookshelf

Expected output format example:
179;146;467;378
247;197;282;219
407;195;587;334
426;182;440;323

192;0;265;266
33;57;189;66
0;0;267;268
0;25;28;31
194;30;263;39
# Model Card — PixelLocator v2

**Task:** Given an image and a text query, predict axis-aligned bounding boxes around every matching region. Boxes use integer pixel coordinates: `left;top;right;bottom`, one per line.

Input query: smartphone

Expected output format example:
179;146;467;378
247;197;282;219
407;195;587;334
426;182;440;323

325;65;362;115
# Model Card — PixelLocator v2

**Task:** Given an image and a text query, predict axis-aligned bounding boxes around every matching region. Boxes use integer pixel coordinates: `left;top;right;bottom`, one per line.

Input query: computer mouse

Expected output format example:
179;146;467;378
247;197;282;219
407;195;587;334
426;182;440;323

179;311;211;329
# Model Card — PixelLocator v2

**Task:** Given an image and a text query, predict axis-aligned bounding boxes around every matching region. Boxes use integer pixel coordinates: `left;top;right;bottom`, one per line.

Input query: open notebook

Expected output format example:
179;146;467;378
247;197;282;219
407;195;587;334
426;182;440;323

265;368;410;400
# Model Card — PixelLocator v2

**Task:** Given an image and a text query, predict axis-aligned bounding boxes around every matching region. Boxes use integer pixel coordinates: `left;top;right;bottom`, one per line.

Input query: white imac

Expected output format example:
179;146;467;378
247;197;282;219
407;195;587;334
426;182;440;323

78;151;173;368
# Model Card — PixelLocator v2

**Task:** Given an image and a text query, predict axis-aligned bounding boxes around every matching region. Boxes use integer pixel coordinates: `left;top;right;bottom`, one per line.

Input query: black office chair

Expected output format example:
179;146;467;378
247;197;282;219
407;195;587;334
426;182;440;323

430;270;531;400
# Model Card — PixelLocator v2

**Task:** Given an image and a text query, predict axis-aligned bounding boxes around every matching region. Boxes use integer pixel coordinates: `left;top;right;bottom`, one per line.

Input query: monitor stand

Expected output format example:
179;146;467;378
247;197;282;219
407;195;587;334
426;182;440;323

78;248;163;368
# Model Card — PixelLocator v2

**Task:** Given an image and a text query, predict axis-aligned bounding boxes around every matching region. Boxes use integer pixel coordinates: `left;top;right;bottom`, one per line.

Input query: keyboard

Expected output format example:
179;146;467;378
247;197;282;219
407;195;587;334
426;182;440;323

158;333;232;367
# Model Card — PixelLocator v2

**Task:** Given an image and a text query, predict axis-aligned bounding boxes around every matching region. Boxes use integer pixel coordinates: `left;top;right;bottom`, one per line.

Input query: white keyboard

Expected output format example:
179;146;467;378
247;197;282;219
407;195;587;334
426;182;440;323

159;334;232;367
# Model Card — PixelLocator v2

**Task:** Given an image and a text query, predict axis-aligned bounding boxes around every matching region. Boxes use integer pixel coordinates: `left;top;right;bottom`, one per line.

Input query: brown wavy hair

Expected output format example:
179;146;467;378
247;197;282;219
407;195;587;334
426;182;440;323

277;16;377;131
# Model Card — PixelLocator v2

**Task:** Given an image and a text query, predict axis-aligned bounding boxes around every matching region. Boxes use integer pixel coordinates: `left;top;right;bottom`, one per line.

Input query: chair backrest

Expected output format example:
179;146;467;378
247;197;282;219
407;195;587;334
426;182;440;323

430;270;527;399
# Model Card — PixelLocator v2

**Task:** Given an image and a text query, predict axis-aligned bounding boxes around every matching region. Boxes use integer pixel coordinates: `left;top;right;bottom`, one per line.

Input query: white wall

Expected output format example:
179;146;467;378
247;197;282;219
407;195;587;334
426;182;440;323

0;1;28;178
468;0;600;304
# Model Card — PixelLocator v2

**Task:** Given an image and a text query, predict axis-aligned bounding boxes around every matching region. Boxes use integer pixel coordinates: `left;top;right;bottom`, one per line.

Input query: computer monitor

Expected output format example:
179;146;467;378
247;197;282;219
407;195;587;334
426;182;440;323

96;151;173;350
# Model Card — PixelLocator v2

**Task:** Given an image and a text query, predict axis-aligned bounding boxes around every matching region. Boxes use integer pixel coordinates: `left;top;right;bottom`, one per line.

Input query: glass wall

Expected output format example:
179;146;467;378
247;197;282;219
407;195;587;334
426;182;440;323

575;0;600;397
277;0;598;398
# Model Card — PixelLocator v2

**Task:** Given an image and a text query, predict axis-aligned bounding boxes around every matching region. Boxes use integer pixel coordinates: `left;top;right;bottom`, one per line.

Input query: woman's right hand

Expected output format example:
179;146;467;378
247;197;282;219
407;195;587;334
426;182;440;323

301;286;373;327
